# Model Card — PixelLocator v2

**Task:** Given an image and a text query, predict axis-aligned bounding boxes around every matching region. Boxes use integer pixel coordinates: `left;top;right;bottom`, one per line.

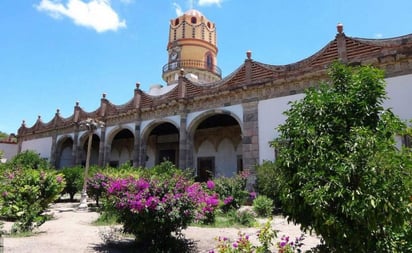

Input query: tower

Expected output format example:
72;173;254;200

162;9;221;85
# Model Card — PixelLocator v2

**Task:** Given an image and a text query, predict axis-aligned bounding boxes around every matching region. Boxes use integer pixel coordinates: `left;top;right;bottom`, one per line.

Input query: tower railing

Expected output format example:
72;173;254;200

162;59;222;77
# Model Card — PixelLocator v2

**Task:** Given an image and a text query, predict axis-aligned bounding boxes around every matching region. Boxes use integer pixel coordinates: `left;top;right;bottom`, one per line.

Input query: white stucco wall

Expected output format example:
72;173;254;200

0;143;18;162
384;73;412;124
258;94;305;163
257;73;412;164
21;137;53;161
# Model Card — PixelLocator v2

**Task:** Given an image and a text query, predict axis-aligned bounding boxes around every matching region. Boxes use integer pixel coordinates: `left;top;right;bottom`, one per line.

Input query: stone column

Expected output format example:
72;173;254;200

98;127;106;166
178;114;188;169
73;125;80;165
242;100;259;189
336;23;347;63
133;122;141;167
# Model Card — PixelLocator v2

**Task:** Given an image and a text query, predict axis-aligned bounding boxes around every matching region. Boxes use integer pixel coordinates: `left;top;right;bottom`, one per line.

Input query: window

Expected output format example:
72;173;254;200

191;17;197;24
205;52;213;70
175;18;179;25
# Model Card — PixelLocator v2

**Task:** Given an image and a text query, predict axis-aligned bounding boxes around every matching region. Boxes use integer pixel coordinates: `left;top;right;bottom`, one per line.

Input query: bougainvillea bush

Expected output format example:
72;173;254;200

106;174;219;247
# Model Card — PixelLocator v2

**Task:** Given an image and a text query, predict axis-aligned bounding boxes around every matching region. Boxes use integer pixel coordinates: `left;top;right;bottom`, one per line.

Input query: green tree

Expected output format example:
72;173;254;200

8;150;50;170
0;131;8;140
272;62;412;252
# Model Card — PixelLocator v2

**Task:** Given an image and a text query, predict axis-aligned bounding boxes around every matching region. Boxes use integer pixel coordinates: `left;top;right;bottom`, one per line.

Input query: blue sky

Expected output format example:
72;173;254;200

1;0;412;135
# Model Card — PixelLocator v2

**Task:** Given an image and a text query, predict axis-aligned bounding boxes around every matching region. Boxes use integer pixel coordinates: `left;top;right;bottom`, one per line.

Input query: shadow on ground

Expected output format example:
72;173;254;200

91;237;199;253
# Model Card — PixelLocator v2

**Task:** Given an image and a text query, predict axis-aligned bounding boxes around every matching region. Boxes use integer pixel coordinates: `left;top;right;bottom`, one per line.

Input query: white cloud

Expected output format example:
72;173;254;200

198;0;222;6
36;0;126;33
173;2;183;16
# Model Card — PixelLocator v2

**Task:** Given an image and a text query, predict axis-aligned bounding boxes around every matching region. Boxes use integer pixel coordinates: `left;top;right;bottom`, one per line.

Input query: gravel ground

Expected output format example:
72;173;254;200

2;203;320;253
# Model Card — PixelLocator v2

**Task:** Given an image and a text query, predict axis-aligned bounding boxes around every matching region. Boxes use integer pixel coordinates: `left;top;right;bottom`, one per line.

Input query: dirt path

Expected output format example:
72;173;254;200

2;203;320;252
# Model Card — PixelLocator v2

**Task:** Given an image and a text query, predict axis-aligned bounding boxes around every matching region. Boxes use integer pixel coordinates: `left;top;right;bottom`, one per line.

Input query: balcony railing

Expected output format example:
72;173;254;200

162;59;222;77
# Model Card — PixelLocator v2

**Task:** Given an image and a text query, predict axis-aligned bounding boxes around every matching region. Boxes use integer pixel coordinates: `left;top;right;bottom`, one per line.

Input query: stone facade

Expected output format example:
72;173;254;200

17;13;412;179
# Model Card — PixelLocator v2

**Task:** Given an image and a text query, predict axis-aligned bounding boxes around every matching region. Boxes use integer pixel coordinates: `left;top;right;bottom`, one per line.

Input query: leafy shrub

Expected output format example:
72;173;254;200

60;166;83;201
214;171;249;212
233;207;256;227
272;62;412;252
252;195;273;217
140;160;192;180
106;174;219;249
8;150;49;170
0;168;65;232
255;161;283;210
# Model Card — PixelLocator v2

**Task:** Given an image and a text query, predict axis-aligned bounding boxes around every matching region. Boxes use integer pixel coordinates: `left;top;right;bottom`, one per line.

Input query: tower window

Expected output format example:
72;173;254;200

207;22;211;29
175;18;179;25
205;52;213;70
191;17;197;24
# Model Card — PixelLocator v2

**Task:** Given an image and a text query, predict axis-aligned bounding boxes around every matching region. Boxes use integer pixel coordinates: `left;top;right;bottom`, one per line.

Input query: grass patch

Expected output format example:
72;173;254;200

194;209;258;228
92;211;120;226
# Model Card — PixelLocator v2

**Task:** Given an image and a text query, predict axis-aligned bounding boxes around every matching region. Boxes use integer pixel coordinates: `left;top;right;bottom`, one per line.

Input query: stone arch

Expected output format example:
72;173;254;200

188;110;243;181
188;109;243;136
141;119;180;168
55;135;74;169
106;127;135;167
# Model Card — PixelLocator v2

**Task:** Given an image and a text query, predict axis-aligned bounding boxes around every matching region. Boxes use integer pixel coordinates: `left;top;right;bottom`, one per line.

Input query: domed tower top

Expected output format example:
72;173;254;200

162;9;221;85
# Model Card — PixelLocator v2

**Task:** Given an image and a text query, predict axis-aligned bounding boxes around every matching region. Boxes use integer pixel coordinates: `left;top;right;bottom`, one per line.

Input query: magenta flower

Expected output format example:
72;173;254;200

249;191;257;200
223;196;234;205
56;175;63;183
206;180;215;190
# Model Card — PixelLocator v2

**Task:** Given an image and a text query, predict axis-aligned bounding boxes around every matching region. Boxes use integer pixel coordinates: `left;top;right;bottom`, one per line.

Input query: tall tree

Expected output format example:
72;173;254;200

272;62;412;252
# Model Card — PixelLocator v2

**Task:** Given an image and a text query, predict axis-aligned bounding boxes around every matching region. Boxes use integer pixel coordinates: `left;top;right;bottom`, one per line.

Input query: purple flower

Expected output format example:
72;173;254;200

206;180;215;190
56;175;63;183
249;191;257;200
223;196;234;205
232;243;238;248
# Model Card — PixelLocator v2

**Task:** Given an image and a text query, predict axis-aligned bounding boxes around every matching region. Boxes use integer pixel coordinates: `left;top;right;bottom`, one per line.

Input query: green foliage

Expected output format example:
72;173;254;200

0;168;65;232
140;160;193;180
214;171;249;212
255;161;283;209
8;150;50;170
212;219;278;253
60;166;83;201
252;195;273;217
272;62;412;252
0;131;8;140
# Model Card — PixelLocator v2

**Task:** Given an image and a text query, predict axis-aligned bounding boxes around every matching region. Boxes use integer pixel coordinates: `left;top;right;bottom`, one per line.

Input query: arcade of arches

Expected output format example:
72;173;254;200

54;113;243;180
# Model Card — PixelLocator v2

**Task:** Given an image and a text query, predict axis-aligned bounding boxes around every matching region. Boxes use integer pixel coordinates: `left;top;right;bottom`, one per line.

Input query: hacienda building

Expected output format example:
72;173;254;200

17;10;412;181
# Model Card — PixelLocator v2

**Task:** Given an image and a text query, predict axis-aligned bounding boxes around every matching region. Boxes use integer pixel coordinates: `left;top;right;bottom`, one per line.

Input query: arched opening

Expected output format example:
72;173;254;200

110;129;134;167
205;52;213;70
56;137;73;169
81;134;100;167
191;17;197;24
145;122;179;168
193;114;242;181
175;18;179;25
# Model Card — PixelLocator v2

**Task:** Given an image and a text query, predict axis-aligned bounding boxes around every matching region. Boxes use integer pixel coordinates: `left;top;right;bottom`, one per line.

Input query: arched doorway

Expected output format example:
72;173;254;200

192;113;242;181
144;122;179;168
56;137;74;169
110;129;134;167
81;134;100;167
